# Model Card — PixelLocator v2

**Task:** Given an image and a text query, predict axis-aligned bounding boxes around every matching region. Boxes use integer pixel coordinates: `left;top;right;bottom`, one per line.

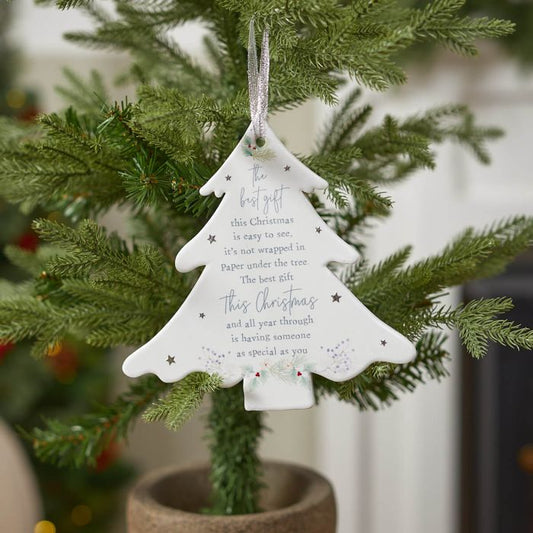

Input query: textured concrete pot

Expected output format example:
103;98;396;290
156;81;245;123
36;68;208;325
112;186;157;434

127;461;337;533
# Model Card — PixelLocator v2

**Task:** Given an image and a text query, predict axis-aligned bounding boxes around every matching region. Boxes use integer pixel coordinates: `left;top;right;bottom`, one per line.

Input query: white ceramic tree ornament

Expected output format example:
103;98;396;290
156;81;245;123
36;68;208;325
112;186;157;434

122;23;416;410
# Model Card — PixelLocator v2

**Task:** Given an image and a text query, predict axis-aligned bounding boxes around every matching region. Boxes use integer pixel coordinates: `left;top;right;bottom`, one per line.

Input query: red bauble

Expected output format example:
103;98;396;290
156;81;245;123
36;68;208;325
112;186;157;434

17;231;39;252
95;441;120;472
0;341;14;363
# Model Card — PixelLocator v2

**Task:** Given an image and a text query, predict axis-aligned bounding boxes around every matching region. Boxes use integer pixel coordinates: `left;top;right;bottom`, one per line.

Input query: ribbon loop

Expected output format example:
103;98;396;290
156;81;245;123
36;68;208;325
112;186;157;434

248;19;269;141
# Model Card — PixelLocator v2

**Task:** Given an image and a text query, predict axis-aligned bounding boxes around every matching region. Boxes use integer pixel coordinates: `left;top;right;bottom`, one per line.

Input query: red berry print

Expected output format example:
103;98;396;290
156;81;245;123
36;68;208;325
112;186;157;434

255;372;260;377
297;371;302;377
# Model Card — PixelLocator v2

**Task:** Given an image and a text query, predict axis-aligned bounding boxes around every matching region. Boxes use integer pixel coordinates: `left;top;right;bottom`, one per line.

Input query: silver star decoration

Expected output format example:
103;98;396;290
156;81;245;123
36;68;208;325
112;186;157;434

199;313;206;319
208;235;216;244
166;355;176;365
225;174;232;181
380;340;387;346
315;227;322;234
331;293;341;303
284;165;291;171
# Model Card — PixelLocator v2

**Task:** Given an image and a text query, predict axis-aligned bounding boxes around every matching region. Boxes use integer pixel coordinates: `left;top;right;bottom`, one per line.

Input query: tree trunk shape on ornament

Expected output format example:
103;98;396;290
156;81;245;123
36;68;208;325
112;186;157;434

122;122;416;410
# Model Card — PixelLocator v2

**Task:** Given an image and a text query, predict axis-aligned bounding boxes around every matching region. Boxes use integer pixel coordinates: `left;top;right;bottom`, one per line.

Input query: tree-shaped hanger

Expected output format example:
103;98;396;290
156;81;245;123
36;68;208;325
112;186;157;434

122;23;416;410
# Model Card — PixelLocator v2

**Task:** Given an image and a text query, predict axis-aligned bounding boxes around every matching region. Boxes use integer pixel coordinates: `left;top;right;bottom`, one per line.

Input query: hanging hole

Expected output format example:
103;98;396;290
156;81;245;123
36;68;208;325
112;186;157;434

256;137;266;147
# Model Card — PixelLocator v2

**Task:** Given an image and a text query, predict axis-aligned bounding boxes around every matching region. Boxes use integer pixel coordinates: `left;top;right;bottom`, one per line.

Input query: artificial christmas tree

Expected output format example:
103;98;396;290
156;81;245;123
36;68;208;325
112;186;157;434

0;0;532;526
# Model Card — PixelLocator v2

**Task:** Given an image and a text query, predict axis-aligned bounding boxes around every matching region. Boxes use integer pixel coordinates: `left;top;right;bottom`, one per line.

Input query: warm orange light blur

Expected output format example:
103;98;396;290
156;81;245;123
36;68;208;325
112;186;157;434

46;342;63;357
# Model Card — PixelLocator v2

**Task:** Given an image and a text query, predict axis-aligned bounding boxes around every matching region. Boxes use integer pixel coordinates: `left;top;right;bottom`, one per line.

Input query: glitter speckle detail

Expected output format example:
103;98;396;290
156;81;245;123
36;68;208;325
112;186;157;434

200;346;226;374
321;339;353;375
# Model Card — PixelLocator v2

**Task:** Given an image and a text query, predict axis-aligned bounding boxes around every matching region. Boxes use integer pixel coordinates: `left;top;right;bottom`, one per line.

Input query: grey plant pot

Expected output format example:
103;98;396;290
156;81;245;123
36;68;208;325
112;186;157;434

127;461;337;533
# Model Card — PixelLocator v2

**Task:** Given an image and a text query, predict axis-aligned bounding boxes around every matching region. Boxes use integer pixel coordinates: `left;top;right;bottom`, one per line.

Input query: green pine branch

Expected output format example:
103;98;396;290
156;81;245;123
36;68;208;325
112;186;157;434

207;386;265;515
309;95;503;245
0;116;41;149
54;68;108;114
132;85;248;165
432;297;533;358
33;218;179;293
408;0;514;55
143;373;223;431
23;376;167;468
314;331;450;409
0;220;188;354
341;245;413;288
0;108;125;216
48;0;93;9
317;88;372;154
4;244;60;278
0;295;68;357
353;216;533;338
52;0;514;100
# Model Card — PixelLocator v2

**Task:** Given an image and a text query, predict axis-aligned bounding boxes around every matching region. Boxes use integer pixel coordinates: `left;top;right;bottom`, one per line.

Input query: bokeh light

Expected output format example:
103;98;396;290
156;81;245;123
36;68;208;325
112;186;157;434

5;88;26;109
71;504;93;526
34;521;56;533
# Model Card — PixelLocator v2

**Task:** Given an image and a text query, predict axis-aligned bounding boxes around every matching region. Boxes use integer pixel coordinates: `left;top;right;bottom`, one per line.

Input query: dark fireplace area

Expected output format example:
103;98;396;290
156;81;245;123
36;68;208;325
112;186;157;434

461;250;533;533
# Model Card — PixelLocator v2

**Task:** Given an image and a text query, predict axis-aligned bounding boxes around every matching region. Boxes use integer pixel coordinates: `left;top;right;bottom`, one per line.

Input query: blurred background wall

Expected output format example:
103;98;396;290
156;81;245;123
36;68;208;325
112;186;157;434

3;1;533;533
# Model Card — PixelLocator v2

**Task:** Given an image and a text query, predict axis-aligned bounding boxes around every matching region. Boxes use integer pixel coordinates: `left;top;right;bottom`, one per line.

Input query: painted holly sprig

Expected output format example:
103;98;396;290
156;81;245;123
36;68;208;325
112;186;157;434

245;356;314;389
242;135;275;160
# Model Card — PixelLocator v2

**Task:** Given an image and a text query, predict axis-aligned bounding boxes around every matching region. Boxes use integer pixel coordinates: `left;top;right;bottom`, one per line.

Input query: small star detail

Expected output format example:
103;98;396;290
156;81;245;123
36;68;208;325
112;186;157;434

225;174;232;181
284;165;291;171
208;235;216;244
380;340;387;346
199;313;206;319
331;293;341;302
166;355;176;365
315;227;322;233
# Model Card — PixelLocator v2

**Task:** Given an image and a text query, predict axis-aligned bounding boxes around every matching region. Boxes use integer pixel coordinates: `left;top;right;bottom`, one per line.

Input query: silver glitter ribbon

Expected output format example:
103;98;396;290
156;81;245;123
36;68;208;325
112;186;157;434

248;19;269;141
